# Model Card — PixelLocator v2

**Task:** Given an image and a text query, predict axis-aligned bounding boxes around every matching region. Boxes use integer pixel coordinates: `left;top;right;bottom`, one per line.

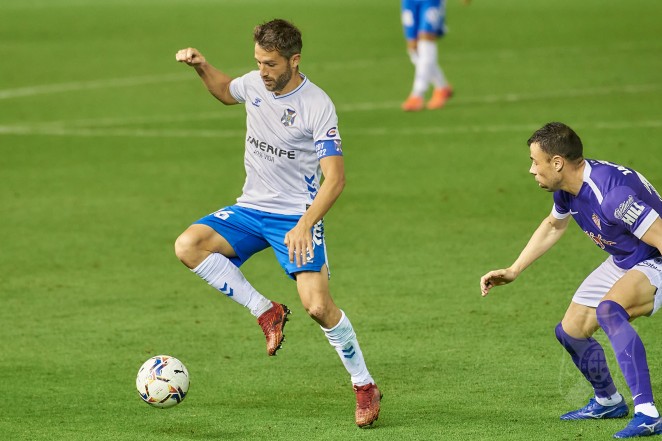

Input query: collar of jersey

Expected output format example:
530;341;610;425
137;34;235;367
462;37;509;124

583;160;593;182
272;73;307;99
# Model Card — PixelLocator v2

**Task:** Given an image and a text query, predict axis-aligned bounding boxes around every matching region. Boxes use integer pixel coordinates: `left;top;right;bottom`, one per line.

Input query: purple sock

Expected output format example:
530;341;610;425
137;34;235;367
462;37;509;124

555;322;617;398
596;300;654;406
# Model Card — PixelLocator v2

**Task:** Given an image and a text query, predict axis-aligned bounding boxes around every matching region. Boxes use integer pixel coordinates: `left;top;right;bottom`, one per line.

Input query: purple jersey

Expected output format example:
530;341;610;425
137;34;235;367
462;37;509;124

551;159;662;269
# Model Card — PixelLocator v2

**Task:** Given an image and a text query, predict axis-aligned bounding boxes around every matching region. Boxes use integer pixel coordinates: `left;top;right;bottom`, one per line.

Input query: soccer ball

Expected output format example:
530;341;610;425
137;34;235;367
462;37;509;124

136;355;189;408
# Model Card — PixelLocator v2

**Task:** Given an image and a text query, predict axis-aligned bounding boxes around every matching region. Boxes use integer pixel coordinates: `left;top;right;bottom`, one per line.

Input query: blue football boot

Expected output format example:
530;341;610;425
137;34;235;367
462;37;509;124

614;413;662;438
560;395;629;420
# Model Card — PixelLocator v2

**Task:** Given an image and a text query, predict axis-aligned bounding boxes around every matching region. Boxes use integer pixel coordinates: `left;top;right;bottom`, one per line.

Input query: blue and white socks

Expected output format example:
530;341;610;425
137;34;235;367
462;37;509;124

322;311;374;386
192;253;273;318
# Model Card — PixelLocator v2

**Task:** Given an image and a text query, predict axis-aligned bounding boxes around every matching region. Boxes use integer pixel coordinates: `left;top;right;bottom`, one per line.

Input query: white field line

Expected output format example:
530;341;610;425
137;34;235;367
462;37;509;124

13;82;662;130
1;120;661;140
0;73;191;100
0;125;244;138
0;56;403;101
339;83;662;112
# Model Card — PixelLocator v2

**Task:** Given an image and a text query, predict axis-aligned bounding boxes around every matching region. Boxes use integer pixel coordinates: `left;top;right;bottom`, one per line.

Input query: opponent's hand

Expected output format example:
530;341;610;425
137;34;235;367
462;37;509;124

175;47;206;66
284;223;314;268
480;268;518;297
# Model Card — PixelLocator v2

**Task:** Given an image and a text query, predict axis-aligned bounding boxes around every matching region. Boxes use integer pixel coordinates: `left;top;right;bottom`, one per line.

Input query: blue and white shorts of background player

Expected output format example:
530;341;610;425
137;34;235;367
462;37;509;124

401;0;447;40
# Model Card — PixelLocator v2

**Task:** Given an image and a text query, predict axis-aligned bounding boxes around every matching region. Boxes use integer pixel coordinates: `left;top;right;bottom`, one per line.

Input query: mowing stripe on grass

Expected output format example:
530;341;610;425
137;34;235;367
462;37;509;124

1;120;660;139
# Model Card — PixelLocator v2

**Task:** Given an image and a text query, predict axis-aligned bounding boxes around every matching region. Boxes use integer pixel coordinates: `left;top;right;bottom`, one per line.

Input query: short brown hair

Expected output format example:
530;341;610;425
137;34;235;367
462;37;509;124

527;122;583;161
253;19;302;59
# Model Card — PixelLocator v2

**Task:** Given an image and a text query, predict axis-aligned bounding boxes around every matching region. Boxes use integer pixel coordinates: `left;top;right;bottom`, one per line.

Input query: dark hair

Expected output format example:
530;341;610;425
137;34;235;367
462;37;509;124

253;19;302;59
527;122;583;161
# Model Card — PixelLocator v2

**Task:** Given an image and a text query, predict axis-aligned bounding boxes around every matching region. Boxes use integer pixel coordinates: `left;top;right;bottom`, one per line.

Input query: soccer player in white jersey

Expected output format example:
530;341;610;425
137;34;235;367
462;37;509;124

400;0;469;112
481;123;662;438
174;19;381;427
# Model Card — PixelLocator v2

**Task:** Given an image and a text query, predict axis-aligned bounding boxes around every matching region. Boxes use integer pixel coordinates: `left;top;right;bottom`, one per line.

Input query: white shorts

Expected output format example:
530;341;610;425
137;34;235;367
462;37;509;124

573;255;662;314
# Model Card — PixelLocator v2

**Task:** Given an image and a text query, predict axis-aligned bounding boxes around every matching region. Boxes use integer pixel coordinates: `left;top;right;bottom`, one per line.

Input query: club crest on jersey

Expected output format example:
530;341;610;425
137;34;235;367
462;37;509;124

281;108;297;126
252;97;262;107
592;213;602;230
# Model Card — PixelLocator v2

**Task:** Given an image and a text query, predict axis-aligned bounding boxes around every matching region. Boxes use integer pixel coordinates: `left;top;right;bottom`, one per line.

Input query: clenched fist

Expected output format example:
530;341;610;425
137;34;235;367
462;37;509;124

175;48;206;66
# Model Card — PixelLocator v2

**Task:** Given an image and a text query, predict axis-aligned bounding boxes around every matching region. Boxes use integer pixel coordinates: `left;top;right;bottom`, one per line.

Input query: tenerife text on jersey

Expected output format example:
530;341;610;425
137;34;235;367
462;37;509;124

247;135;296;160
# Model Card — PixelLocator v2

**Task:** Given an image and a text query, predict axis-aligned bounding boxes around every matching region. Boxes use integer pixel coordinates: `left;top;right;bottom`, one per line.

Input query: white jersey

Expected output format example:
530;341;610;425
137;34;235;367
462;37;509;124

229;70;343;215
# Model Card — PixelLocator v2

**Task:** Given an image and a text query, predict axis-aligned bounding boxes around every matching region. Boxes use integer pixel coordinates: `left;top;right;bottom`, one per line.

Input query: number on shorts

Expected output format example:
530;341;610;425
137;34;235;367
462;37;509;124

213;210;234;220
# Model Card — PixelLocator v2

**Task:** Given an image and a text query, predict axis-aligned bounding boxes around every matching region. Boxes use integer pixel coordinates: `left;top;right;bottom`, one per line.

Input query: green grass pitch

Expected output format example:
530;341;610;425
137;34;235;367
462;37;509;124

1;0;662;439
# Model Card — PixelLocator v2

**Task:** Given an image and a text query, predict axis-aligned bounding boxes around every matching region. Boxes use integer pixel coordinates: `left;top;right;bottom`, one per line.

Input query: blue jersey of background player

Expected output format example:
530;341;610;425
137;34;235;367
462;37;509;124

481;122;662;438
174;19;381;428
400;0;469;111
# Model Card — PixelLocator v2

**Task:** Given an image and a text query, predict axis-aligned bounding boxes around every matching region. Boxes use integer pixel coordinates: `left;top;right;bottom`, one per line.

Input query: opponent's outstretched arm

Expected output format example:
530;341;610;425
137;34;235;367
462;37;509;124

480;214;570;296
175;47;238;105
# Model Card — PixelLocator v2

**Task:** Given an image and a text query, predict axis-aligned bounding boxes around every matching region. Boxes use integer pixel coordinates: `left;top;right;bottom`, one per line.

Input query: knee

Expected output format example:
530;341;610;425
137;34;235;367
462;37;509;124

174;231;202;268
304;303;328;323
596;300;629;331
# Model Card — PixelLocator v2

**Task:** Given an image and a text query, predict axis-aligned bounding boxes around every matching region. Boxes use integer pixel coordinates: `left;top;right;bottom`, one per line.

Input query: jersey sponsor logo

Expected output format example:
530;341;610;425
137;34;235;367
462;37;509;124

614;195;645;226
247;135;296;160
281;108;297;126
325;127;337;137
584;230;617;250
251;97;262;107
592;213;602;230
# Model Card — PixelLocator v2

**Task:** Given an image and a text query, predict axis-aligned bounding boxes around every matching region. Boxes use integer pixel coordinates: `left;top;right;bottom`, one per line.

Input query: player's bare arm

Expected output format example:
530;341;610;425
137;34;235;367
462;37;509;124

480;214;570;296
640;216;662;252
284;156;345;267
175;47;238;105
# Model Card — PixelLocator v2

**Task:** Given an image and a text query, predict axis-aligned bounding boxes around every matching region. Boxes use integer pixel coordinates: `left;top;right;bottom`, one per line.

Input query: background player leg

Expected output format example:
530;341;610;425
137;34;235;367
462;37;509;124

418;38;452;110
175;224;287;355
402;39;425;111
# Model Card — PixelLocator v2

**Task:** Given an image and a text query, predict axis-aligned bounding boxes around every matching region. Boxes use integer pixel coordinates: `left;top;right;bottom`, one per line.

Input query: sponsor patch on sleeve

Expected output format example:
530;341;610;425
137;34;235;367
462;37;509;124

315;139;343;159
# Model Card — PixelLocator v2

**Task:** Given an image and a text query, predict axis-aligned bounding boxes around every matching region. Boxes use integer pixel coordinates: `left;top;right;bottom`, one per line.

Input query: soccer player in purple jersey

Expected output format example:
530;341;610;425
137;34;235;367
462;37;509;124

480;122;662;438
174;19;381;427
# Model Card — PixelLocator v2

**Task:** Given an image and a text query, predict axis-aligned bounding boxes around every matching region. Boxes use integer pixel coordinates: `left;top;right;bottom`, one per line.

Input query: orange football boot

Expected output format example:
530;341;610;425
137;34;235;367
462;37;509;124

401;95;424;112
426;86;453;110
